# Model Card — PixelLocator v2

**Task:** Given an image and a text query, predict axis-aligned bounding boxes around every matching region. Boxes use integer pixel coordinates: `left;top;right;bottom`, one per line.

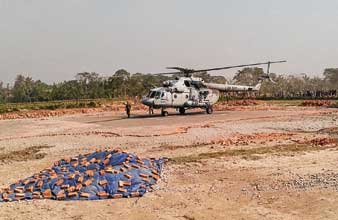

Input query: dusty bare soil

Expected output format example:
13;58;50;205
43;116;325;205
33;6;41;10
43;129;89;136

0;104;338;220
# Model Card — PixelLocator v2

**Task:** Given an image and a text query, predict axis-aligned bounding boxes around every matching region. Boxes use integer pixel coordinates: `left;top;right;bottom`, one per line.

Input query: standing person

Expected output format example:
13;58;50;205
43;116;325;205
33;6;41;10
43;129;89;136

125;101;131;118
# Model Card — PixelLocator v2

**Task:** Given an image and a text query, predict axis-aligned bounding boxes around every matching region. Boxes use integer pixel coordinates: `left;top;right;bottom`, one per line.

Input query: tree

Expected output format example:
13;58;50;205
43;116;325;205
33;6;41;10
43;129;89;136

12;75;35;102
0;81;5;103
233;67;264;85
324;68;338;89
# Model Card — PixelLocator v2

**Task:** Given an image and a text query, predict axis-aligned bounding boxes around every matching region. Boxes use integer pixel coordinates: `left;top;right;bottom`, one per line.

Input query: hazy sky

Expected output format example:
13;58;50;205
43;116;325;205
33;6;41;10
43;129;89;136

1;0;338;84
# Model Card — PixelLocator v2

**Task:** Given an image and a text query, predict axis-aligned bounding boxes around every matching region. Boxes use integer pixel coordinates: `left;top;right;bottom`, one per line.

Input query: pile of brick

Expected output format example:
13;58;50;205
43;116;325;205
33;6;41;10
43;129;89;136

211;132;295;146
0;149;163;202
294;137;337;146
301;100;333;107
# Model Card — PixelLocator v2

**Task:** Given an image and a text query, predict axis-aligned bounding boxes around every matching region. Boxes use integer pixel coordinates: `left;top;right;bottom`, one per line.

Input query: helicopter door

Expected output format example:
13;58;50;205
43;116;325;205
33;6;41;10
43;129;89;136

172;93;186;106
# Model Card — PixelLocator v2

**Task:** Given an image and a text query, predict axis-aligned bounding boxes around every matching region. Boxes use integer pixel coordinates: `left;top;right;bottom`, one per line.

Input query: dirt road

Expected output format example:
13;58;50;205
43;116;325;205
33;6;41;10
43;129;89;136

0;106;338;220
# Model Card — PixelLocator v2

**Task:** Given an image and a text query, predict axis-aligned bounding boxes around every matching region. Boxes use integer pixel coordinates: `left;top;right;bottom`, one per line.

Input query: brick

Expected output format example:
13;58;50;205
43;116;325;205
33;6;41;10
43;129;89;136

33;194;42;199
56;191;66;200
130;191;140;197
32;191;41;196
36;180;43;188
80;192;90;198
123;163;131;169
67;186;75;192
14;187;24;193
119;181;131;187
97;191;108;198
118;188;127;193
124;174;132;179
55;178;64;186
82;161;90;167
151;174;160;181
71;161;79;167
25;186;34;193
15;193;25;198
68;173;76;179
2;187;10;193
49;174;58;180
141;177;149;183
3;197;12;202
103;158;110;165
33;174;40;179
2;193;10;202
113;148;122;153
83;179;92;186
139;173;148;178
112;194;123;199
137;159;144;165
85;170;94;177
67;192;78;197
43;189;52;199
22;179;30;185
77;176;84;183
131;164;140;169
61;184;70;189
75;183;82;191
105;168;119;174
99;179;108;186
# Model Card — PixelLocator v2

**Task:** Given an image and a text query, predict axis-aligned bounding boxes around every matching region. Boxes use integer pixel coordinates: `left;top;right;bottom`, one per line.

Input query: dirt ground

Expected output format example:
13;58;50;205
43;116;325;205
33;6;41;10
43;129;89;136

1;104;338;220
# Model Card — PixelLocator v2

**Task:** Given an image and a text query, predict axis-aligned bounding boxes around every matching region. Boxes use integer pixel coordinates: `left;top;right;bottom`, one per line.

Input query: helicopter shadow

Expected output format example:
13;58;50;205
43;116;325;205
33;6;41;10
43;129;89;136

129;110;227;119
86;110;227;124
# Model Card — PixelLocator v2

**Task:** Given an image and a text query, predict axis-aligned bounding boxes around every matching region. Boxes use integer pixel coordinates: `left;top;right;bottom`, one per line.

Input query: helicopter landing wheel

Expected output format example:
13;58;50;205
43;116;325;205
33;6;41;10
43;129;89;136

161;109;169;116
206;105;213;114
179;107;185;115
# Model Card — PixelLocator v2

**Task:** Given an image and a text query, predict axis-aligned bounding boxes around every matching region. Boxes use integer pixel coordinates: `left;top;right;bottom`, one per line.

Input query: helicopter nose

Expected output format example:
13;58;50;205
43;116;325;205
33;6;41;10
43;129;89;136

141;97;153;106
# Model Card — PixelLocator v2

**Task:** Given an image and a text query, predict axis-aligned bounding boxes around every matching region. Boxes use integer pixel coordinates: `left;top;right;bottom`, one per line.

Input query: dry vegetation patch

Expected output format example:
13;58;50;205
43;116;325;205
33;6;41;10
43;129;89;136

171;141;338;164
0;145;53;162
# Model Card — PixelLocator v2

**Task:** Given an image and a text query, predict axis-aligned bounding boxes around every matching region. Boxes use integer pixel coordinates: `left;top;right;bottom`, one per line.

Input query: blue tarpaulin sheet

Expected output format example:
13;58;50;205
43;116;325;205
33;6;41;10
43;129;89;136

0;149;164;202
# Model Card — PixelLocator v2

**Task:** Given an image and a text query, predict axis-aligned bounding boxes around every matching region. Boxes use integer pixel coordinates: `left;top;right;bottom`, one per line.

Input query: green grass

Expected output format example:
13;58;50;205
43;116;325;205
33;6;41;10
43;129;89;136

0;98;127;114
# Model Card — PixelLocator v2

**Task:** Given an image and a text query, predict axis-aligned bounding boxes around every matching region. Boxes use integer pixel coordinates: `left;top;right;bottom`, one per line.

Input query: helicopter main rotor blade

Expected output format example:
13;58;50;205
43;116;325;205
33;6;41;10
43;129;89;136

189;60;286;73
151;60;286;76
153;71;182;75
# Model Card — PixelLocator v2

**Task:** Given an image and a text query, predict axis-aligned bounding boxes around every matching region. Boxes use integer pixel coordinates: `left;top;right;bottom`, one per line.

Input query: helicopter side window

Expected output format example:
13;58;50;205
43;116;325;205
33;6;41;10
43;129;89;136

203;91;209;98
184;80;191;87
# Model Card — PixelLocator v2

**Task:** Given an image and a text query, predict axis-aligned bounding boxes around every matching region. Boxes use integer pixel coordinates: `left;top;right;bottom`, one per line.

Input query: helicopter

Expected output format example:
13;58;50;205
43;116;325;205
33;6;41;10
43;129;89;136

141;60;286;116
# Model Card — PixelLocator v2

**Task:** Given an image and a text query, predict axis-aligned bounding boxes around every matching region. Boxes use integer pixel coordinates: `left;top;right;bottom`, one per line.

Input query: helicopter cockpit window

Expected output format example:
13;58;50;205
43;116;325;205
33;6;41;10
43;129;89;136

184;80;191;87
161;92;165;98
154;91;161;99
149;91;156;98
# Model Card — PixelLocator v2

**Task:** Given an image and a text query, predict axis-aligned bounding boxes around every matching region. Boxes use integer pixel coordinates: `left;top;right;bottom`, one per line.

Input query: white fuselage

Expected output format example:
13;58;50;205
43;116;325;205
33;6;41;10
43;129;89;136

141;77;261;109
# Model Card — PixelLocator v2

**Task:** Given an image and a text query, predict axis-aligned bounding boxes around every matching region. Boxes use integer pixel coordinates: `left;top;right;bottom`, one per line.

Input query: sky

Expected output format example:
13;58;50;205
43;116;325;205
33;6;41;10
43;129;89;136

0;0;338;84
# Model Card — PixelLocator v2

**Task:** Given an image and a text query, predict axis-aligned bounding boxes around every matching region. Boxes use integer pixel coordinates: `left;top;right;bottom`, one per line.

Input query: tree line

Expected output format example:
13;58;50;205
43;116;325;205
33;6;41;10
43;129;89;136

0;68;337;103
